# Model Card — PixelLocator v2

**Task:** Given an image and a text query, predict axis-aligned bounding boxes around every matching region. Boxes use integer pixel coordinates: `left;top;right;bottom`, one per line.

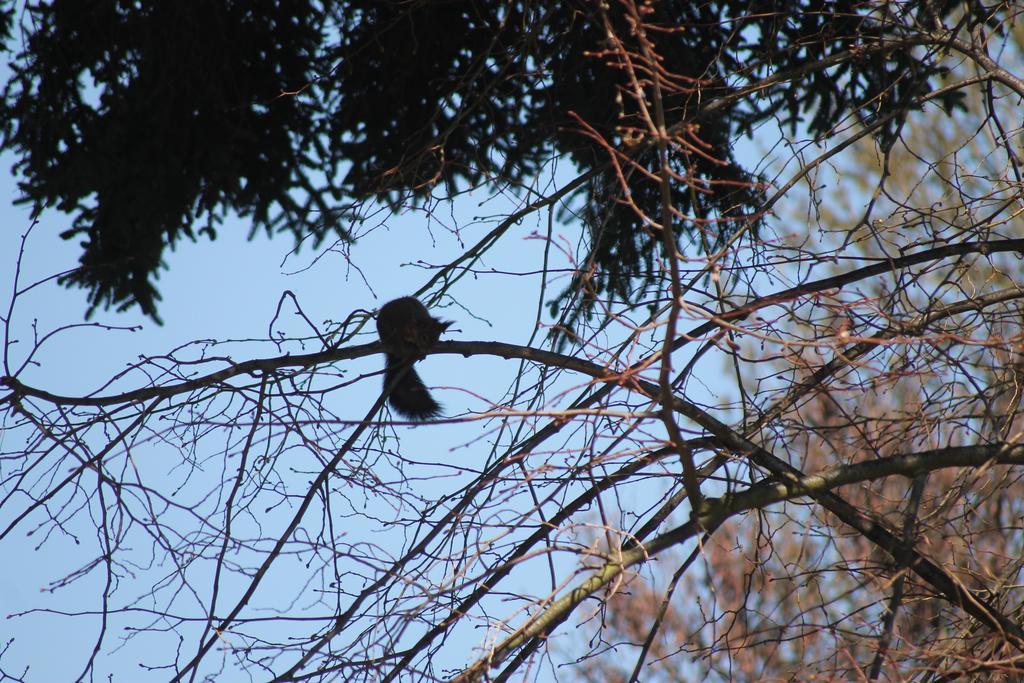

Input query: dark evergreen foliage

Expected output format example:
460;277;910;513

0;1;982;321
1;2;323;320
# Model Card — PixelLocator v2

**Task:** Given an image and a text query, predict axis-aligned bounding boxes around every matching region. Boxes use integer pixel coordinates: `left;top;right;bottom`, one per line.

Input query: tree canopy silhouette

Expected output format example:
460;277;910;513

4;2;1024;681
0;0;983;321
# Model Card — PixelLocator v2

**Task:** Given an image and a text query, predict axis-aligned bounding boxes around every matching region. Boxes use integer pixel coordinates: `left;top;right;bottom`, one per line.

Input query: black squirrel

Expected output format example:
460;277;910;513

376;297;452;420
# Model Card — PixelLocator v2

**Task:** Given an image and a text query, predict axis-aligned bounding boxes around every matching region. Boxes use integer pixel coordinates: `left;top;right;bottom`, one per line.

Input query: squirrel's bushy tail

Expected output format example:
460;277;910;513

384;354;443;420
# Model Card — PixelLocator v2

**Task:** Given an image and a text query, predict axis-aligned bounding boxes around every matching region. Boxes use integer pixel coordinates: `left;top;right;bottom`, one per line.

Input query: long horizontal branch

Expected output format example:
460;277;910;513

0;342;377;407
5;239;1022;410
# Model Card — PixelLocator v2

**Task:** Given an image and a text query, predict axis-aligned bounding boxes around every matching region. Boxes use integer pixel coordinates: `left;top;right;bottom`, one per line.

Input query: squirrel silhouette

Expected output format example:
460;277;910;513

376;297;452;420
